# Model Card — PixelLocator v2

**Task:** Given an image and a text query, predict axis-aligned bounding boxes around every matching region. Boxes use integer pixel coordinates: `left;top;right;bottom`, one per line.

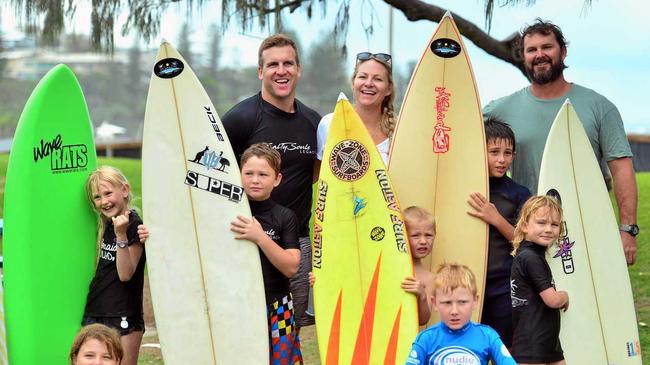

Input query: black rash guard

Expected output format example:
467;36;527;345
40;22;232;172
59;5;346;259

84;210;145;317
250;198;300;304
222;92;320;237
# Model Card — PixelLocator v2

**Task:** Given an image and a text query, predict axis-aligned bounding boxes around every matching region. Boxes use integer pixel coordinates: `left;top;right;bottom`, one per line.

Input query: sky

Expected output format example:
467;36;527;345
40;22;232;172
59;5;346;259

2;0;649;133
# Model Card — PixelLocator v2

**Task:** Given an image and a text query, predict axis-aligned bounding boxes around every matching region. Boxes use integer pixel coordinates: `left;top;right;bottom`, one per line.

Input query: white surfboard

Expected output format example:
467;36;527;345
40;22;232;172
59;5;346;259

538;99;641;364
142;42;268;364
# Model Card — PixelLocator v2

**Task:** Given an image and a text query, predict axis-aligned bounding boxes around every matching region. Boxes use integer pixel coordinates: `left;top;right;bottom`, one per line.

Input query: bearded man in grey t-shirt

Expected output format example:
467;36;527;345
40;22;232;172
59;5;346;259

484;19;639;265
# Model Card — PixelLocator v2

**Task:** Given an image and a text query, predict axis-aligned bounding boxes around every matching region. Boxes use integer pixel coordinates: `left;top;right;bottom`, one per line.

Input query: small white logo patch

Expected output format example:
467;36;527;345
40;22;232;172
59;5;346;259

405;350;420;364
501;344;513;357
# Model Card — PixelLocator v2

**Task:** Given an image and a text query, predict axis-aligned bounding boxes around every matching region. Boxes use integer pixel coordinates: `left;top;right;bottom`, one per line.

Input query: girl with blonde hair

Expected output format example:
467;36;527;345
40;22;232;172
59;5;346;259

81;166;148;365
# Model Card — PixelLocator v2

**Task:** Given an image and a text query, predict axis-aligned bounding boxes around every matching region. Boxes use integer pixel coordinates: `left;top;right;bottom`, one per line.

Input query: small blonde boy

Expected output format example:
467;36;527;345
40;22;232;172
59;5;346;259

406;263;516;365
400;206;435;326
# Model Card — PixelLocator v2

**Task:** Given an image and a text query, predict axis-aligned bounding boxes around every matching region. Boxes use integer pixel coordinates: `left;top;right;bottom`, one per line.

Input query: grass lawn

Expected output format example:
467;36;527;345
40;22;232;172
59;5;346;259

0;156;647;363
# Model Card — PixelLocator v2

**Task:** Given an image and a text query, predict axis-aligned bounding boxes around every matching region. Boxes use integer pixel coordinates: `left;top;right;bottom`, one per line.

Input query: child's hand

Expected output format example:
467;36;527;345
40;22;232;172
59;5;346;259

308;272;315;287
137;224;150;244
467;192;500;225
112;210;130;238
230;215;266;245
401;276;424;299
560;291;569;312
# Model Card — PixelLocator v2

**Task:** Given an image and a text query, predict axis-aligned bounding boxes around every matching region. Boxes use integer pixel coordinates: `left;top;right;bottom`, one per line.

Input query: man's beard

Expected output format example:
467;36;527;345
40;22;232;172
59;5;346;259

525;56;565;85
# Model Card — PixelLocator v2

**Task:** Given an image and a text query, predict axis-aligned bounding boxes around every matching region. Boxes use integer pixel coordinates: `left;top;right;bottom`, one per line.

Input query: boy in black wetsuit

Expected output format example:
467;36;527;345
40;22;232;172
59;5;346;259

230;143;303;365
466;118;531;348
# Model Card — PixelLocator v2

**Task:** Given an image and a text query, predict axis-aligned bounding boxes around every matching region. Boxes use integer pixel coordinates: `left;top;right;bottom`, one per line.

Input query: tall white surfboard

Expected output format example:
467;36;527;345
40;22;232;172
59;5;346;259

538;100;641;364
142;42;268;364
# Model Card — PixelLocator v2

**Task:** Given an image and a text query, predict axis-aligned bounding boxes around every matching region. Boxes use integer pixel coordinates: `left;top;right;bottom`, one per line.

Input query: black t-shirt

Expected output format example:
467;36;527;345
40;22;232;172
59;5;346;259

84;210;146;317
510;240;563;362
250;199;300;304
486;176;531;297
222;93;320;237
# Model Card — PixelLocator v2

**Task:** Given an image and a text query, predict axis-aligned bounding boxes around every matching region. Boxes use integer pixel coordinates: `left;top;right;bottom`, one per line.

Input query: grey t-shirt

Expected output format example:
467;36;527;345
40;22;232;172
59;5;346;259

483;84;632;193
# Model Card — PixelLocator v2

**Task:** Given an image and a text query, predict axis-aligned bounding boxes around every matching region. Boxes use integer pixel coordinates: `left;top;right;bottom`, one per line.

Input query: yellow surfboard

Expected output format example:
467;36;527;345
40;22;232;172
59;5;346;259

388;12;489;326
313;94;418;364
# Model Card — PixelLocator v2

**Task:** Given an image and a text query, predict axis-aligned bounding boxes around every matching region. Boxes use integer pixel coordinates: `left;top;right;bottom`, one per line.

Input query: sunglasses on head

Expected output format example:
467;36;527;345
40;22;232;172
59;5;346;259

356;52;392;65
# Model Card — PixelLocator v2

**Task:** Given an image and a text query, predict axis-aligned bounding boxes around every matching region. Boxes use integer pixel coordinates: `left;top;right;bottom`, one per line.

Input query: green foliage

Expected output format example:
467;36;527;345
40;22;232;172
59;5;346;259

0;78;38;136
200;65;259;114
300;30;350;115
177;22;193;67
76;61;146;135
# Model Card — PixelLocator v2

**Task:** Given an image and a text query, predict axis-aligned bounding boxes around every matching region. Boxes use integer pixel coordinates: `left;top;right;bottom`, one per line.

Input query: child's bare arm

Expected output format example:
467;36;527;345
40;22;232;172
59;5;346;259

308;271;315;287
401;277;432;325
539;287;569;311
467;192;515;241
114;211;144;282
231;215;300;278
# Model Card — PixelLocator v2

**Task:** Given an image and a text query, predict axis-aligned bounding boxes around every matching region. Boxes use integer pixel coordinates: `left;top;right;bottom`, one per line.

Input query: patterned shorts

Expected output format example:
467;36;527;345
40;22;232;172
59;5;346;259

268;294;303;365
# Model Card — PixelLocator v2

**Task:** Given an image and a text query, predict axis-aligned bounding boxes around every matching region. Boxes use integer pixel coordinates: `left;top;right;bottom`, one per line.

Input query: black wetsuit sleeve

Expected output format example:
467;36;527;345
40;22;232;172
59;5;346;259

282;208;300;251
524;253;554;293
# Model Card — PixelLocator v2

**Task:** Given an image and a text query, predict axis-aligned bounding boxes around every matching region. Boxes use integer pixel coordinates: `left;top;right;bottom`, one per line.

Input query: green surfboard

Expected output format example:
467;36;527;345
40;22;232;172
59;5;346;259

4;64;97;364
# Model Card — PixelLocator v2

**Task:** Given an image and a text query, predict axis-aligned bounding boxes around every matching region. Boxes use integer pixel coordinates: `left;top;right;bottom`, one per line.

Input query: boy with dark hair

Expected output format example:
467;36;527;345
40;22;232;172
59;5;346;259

230;143;303;364
467;117;531;348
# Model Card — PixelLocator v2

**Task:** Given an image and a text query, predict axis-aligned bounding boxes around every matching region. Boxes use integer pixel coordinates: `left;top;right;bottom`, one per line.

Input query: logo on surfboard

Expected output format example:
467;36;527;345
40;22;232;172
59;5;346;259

184;170;244;202
546;189;576;274
627;340;641;357
33;133;88;174
370;227;385;241
189;146;230;173
329;139;370;181
313;180;328;269
430;38;461;58
433;86;452;154
204;106;225;142
154;58;184;79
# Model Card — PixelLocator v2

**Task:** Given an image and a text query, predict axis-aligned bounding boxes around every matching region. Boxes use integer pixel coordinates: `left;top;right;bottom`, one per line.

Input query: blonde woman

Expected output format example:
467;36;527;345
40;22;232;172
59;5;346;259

317;52;396;165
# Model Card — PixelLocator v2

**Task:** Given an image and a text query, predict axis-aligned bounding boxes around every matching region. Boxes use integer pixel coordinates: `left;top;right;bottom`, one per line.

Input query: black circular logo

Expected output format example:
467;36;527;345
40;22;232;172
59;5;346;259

154;58;184;79
431;38;461;58
329;139;370;181
545;188;563;206
370;227;385;241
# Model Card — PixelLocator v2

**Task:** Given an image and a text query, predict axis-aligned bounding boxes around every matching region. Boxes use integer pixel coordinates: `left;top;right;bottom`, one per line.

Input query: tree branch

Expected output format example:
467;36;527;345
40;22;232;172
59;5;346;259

383;0;526;78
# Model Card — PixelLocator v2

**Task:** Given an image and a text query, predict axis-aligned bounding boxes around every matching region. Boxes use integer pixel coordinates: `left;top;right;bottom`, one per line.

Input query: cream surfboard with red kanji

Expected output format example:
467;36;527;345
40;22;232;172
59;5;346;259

313;94;418;364
388;12;489;326
538;100;642;363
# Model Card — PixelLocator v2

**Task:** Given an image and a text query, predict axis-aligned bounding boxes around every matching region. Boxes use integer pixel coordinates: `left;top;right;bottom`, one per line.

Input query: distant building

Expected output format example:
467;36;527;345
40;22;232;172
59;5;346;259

2;49;129;80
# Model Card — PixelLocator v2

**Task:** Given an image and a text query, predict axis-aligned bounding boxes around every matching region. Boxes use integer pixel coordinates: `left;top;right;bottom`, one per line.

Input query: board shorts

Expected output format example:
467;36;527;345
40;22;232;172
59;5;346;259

82;315;145;336
268;293;303;365
289;236;315;328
